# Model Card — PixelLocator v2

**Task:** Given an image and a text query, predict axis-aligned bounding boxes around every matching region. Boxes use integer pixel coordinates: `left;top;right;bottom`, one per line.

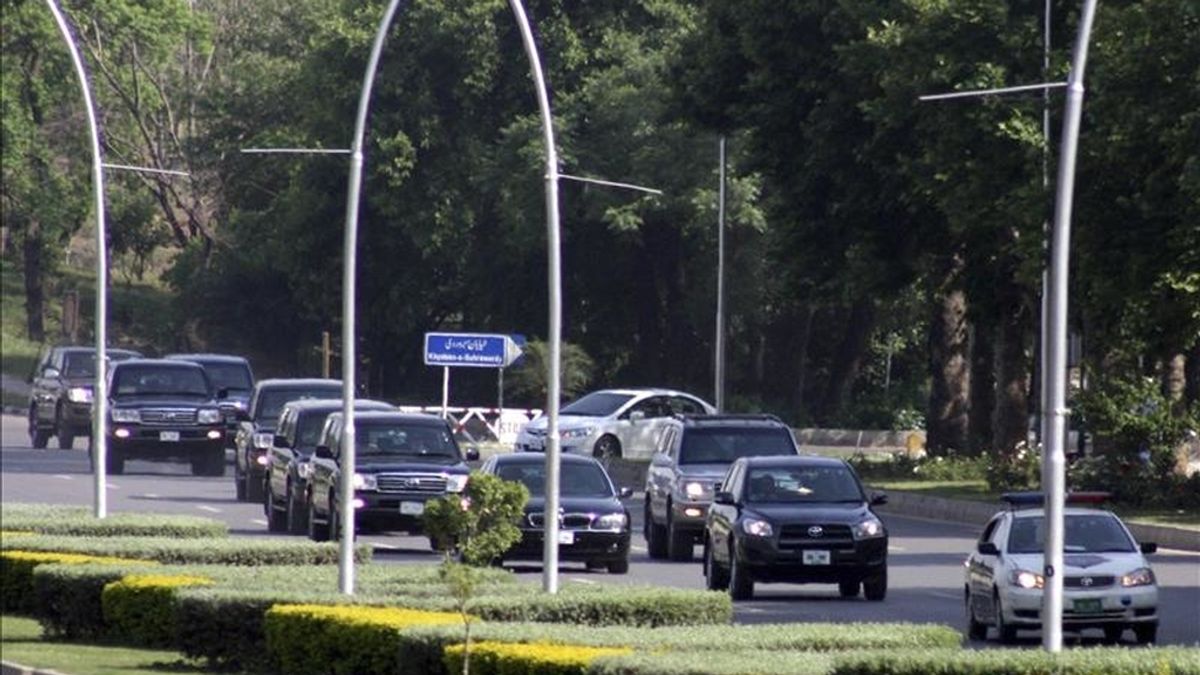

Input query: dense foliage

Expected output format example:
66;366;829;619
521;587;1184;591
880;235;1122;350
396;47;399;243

3;0;1196;467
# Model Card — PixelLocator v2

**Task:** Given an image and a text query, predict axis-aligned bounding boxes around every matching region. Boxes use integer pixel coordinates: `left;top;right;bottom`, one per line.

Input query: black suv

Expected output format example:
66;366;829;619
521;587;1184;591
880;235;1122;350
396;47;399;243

28;345;141;449
263;398;394;534
703;455;888;601
644;414;800;561
231;378;343;502
306;411;479;542
103;359;226;475
164;353;255;427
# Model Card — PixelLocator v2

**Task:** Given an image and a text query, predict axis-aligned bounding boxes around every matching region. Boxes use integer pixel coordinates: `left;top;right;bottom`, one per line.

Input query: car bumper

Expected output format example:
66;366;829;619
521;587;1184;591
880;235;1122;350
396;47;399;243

351;491;450;534
670;500;711;531
1001;585;1158;627
505;528;630;562
737;536;888;583
63;402;94;433
108;428;225;459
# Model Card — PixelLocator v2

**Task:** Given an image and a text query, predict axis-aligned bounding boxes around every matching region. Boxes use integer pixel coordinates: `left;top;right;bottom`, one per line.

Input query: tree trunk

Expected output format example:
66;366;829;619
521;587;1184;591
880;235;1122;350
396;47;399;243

992;293;1032;457
820;298;877;423
22;220;46;343
1163;352;1186;416
926;256;970;456
968;321;994;455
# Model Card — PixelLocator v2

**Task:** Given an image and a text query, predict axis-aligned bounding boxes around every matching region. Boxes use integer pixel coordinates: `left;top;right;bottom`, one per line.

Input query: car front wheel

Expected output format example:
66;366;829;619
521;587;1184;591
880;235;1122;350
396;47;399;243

1133;622;1157;645
645;500;667;559
965;590;986;640
863;568;887;601
993;591;1017;643
728;544;753;601
704;540;729;591
29;408;50;449
307;498;329;542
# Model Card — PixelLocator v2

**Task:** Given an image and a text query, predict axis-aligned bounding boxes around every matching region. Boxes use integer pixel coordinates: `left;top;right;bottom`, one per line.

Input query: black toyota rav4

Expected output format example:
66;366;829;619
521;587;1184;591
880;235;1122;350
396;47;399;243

703;455;889;601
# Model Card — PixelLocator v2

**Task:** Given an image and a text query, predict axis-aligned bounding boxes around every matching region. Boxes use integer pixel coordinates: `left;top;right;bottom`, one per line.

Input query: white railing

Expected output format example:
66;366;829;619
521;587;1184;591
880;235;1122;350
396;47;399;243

397;406;541;446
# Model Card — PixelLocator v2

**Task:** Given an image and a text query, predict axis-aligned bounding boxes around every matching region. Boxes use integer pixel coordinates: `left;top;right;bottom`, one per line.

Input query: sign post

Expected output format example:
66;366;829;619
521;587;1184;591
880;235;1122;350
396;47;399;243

424;332;525;419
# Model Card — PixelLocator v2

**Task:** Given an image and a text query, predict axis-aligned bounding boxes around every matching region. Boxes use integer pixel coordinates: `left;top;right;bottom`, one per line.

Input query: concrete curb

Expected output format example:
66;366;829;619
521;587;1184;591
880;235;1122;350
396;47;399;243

874;489;1200;552
2;661;67;675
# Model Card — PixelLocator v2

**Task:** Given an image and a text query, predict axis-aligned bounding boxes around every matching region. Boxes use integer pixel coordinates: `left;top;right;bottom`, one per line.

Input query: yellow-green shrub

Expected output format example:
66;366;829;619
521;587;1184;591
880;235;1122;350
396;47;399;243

265;604;470;675
443;641;633;675
0;550;155;614
102;574;214;647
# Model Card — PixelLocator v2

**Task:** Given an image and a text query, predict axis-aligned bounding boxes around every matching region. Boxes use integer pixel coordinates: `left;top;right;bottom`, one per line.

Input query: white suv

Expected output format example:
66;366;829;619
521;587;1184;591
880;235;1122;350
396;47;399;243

514;388;715;460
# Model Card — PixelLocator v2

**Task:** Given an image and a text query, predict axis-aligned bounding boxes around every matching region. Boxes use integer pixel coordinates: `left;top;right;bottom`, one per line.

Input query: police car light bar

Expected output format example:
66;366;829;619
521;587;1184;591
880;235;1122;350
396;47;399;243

1000;491;1112;509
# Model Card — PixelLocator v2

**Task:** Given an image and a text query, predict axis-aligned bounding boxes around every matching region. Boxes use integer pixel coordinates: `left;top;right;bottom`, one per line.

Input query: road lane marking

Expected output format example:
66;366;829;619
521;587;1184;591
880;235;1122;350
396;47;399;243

53;474;73;481
927;590;962;600
888;545;907;552
568;578;597;585
631;545;647;553
374;543;398;550
250;519;267;526
142;493;160;499
196;505;221;513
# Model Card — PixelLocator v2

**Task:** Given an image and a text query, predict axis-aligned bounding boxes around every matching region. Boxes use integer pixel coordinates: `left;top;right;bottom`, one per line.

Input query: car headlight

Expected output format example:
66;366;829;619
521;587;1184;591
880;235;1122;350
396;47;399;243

296;462;312;480
352;473;377;490
197;409;222;424
684;481;707;499
253;432;275;449
1120;567;1156;587
111;409;140;423
445;474;469;493
67;387;93;404
741;518;773;537
560;426;595;440
852;516;885;539
1010;569;1045;589
595;512;628;530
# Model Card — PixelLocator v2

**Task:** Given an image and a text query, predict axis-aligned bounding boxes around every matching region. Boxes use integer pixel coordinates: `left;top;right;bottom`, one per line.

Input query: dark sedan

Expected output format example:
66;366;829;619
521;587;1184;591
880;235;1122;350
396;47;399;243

703;455;889;601
481;453;632;574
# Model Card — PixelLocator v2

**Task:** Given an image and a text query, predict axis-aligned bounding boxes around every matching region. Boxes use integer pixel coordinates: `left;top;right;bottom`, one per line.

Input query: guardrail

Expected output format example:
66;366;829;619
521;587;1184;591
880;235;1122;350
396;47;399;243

397;406;542;446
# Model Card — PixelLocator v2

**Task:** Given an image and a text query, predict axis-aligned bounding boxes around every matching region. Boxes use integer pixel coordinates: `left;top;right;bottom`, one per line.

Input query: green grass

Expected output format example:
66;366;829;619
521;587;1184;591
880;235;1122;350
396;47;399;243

1;614;212;675
872;479;1200;530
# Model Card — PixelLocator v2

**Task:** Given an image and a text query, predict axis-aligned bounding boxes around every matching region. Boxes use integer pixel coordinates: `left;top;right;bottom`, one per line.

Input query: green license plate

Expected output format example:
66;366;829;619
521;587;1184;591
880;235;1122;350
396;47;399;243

1073;598;1102;614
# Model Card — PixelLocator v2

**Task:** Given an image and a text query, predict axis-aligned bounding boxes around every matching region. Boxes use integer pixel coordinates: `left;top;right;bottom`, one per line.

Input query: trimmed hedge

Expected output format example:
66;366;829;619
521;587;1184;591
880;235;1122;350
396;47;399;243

102;574;214;647
1;533;372;565
445;641;633;675
590;650;836;675
829;648;1200;675
461;588;731;627
265;604;469;675
0;503;228;538
1;551;155;616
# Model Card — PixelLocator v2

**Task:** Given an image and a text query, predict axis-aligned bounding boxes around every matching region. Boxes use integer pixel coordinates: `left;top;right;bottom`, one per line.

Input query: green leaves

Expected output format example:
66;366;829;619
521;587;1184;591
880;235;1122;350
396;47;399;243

423;471;528;567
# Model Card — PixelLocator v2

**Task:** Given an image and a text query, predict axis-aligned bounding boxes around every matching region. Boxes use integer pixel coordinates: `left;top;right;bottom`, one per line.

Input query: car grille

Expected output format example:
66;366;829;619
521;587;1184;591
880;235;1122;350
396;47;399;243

140;409;197;425
527;512;595;529
778;523;854;548
375;474;447;494
1065;575;1115;588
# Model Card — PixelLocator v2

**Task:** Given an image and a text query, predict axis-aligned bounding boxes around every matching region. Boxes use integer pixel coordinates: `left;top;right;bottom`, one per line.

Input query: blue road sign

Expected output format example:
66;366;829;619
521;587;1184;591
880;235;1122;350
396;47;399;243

424;332;524;368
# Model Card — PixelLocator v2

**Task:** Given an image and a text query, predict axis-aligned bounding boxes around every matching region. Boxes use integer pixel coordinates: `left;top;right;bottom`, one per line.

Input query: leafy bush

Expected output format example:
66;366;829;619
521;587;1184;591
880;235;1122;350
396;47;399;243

590;650;835;675
1;551;155;616
1;533;372;565
445;641;632;675
829;647;1200;675
461;588;731;627
102;574;213;647
849;452;988;482
33;564;139;639
265;604;468;675
0;504;227;538
423;471;528;565
984;442;1042;492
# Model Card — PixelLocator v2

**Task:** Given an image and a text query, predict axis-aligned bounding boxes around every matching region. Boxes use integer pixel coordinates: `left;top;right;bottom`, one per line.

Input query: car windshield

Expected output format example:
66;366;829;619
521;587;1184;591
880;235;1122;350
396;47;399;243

357;424;460;459
296;414;329;448
201;363;252;391
679;428;796;465
63;351;137;377
561;392;635;417
1007;514;1136;554
744;466;864;503
496;462;613;498
113;366;209;397
258;386;342;423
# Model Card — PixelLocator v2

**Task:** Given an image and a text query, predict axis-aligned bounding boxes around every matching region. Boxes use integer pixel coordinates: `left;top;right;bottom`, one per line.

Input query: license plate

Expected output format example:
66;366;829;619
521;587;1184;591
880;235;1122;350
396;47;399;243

557;530;575;545
400;501;424;516
802;549;831;565
159;431;180;442
1073;598;1102;614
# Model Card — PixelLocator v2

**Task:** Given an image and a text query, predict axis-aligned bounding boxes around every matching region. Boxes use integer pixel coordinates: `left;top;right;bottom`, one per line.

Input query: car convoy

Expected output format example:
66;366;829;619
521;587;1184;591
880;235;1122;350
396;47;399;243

23;356;1164;643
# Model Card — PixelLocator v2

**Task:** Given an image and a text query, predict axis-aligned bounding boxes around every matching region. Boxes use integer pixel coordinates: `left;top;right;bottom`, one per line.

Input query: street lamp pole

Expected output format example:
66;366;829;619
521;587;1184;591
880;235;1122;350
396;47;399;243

714;136;727;413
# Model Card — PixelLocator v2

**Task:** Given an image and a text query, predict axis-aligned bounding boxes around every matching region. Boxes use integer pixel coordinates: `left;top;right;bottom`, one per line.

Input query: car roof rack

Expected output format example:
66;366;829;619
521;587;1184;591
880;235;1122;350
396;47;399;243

674;413;785;424
1000;491;1112;510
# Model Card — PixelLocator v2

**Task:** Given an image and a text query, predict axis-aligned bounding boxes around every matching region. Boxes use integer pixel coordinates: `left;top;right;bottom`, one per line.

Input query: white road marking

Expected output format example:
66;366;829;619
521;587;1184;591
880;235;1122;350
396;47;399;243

374;543;398;550
888;545;907;552
53;474;73;481
106;483;120;490
196;505;221;513
631;545;647;553
250;519;267;526
568;577;597;585
928;590;962;600
142;493;160;499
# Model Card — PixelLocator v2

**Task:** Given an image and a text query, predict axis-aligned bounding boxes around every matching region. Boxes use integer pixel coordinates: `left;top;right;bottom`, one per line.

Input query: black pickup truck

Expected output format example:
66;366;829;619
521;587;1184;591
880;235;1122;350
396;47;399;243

305;410;479;542
102;359;227;475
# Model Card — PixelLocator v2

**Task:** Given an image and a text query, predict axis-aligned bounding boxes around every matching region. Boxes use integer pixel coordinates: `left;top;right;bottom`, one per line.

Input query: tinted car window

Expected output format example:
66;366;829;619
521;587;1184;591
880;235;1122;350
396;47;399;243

498;462;612;498
258;387;342;422
62;351;138;377
745;466;864;503
114;366;208;396
669;397;708;415
561;392;635;416
679;428;796;464
358;424;458;458
296;414;329;447
1007;514;1135;554
204;363;253;391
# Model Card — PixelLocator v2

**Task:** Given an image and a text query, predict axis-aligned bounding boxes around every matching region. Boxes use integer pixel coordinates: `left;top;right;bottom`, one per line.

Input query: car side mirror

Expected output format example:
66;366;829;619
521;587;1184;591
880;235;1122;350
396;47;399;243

273;434;290;449
1140;542;1157;554
714;491;736;506
42;366;60;379
977;541;1000;556
314;445;333;460
870;491;888;506
617;487;634;499
629;410;645;423
464;447;480;462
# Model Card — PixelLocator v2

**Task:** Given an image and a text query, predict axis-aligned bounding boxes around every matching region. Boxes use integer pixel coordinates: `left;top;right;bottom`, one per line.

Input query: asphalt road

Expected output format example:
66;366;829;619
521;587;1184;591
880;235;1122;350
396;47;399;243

2;413;1197;646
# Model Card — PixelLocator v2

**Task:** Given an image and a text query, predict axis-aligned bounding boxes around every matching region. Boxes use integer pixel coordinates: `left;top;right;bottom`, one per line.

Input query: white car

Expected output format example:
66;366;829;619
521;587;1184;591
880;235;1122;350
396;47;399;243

964;492;1159;644
513;388;715;460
